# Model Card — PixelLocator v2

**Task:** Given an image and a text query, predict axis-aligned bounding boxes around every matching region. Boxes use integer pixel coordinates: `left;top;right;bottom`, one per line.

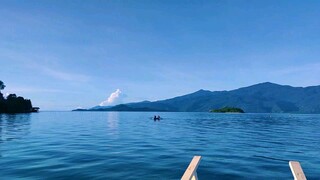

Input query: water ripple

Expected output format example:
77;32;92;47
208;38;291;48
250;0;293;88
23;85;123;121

0;112;319;179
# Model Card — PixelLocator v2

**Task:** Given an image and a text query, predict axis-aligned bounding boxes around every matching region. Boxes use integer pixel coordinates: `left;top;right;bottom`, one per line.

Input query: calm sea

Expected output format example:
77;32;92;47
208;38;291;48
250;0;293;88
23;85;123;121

0;112;319;179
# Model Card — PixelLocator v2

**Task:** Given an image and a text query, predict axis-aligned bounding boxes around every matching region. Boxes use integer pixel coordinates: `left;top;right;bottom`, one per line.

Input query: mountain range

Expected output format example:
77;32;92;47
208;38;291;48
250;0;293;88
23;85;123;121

74;82;320;113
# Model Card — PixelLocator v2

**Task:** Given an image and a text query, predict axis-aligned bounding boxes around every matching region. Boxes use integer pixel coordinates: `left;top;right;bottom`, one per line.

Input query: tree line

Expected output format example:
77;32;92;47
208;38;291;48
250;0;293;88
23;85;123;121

0;80;33;113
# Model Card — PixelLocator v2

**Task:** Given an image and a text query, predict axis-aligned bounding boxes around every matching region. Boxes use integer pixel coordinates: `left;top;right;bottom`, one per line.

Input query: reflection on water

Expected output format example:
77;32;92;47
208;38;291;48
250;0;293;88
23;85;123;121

0;113;31;143
107;112;119;136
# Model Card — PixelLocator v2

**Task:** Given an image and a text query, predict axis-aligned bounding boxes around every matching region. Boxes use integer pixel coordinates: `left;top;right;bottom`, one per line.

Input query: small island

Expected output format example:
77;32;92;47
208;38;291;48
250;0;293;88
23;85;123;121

210;107;244;113
0;80;39;113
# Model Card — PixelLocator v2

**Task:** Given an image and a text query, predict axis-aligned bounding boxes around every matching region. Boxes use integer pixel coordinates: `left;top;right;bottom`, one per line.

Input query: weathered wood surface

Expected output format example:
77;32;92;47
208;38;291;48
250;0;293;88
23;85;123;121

289;161;307;180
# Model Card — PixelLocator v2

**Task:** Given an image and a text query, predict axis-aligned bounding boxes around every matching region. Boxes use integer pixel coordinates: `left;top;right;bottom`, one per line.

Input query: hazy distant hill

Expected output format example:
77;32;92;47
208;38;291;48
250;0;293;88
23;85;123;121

89;105;112;110
75;104;163;112
78;82;320;113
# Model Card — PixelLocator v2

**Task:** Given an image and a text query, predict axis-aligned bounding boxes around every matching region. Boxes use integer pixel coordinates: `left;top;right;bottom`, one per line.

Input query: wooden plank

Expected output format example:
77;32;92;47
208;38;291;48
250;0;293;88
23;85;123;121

289;161;307;180
181;156;202;180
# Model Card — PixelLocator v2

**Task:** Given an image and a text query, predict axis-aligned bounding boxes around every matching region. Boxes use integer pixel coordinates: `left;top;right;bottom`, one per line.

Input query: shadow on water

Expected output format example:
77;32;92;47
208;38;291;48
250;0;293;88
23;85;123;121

0;113;31;143
0;114;31;158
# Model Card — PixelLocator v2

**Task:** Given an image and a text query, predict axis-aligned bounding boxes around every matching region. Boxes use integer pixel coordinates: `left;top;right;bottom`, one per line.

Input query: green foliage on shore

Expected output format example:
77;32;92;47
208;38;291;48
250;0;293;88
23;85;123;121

0;81;34;113
210;107;244;113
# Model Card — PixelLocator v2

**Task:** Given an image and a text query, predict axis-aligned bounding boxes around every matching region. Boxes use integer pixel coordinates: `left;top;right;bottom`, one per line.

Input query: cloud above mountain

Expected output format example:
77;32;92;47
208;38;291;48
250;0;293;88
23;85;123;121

100;89;124;106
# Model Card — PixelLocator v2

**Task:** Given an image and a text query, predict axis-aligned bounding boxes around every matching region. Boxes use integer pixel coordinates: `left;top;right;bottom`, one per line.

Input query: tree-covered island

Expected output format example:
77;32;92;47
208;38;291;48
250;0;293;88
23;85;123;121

0;80;39;113
210;107;244;113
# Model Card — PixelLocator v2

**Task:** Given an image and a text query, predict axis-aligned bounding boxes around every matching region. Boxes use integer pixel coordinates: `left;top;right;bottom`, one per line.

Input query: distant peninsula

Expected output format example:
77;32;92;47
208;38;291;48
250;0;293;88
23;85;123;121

0;80;39;113
74;82;320;113
210;107;244;113
73;104;165;112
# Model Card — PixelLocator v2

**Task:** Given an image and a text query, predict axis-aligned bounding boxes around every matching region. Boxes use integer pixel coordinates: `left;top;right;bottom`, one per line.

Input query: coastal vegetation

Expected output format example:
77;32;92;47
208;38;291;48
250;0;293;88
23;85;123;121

0;80;37;113
210;107;244;113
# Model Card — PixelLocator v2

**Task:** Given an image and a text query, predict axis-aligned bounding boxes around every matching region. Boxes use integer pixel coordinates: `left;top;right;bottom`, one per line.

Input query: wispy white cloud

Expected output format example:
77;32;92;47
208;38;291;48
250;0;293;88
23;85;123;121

40;66;90;82
100;89;124;106
23;59;91;82
266;63;320;86
3;86;82;94
0;49;91;82
272;63;320;76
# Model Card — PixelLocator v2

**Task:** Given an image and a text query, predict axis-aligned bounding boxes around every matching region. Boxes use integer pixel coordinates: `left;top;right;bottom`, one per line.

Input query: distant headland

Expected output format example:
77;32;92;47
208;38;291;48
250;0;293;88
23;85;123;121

74;82;320;114
210;107;244;113
0;80;39;113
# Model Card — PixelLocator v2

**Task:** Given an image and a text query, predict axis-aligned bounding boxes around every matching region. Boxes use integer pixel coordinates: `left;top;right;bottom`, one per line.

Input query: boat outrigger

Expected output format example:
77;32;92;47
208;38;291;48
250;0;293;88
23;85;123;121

181;156;307;180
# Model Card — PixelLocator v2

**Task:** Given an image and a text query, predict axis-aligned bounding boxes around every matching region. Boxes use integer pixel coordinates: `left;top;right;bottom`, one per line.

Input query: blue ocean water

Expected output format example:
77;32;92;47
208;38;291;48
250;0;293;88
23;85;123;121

0;112;319;179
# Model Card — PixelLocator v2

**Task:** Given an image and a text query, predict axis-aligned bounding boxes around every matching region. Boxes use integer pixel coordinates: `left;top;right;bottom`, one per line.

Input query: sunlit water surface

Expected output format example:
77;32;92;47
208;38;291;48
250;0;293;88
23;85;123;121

0;112;319;179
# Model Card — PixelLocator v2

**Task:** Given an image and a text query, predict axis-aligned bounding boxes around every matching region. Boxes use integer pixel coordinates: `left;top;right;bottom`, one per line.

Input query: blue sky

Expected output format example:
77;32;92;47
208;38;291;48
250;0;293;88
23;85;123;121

1;0;320;110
